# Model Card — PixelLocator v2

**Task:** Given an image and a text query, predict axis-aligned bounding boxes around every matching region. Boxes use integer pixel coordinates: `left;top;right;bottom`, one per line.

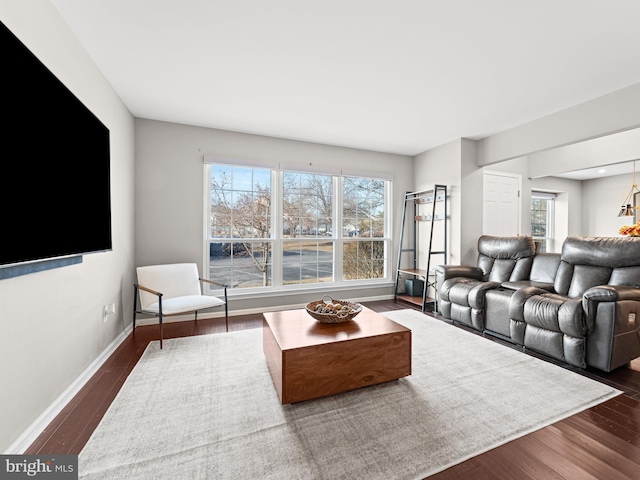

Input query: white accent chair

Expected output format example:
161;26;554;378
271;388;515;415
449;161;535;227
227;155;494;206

133;263;228;348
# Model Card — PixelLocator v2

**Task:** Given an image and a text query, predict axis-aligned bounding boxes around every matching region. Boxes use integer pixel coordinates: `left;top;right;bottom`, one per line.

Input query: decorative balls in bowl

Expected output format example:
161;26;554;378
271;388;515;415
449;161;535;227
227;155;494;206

306;295;363;324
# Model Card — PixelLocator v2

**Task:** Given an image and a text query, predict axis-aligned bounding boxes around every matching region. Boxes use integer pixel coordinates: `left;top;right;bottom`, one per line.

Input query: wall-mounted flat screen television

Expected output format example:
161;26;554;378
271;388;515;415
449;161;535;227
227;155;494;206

1;21;112;268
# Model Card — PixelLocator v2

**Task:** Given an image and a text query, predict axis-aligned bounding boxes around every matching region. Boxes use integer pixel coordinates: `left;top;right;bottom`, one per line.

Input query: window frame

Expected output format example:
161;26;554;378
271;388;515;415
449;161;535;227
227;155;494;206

530;191;556;252
204;163;392;295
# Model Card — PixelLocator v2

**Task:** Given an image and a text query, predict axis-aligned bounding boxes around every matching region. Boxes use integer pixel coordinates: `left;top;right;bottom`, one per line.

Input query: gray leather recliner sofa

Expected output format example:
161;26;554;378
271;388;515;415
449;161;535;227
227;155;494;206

436;236;537;331
434;235;640;372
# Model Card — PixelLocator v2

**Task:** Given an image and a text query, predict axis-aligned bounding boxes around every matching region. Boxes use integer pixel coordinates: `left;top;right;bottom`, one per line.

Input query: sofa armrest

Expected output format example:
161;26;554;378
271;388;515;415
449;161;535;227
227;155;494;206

434;265;483;302
508;286;551;323
434;265;483;281
507;286;551;345
583;285;640;328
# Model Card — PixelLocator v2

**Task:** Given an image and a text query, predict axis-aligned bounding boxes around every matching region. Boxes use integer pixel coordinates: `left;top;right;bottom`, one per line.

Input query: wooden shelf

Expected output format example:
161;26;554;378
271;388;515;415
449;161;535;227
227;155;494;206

397;268;426;277
395;185;447;313
395;294;436;309
397;268;436;278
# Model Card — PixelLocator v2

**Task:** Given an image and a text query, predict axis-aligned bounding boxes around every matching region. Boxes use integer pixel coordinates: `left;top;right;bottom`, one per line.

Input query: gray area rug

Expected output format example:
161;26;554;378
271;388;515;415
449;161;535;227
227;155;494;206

79;309;620;479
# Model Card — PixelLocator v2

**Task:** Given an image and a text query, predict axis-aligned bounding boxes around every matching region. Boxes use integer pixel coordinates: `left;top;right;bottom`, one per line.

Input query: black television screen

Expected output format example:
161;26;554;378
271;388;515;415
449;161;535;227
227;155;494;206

1;21;112;268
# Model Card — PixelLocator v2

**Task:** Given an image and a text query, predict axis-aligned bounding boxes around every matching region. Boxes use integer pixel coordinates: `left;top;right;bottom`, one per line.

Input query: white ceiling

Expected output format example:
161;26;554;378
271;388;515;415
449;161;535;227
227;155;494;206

51;0;640;158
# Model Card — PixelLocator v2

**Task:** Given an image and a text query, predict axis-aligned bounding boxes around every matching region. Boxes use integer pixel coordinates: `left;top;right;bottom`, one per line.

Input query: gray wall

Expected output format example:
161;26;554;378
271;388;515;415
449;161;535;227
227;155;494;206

415;127;640;261
5;0;640;455
530;176;583;252
478;83;640;165
583;173;638;237
413;140;462;263
411;79;640;262
0;1;135;453
527;127;640;179
134;118;413;313
413;141;531;266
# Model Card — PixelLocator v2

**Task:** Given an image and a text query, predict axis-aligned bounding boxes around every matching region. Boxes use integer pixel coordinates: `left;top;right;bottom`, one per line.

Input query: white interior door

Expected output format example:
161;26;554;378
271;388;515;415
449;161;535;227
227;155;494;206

483;172;521;236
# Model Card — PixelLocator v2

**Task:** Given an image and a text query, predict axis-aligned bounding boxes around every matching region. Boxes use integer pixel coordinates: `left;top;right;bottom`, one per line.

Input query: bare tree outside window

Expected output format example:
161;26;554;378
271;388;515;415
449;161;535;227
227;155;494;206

210;166;272;287
531;192;555;253
283;172;333;237
343;177;386;280
282;172;334;284
207;165;388;289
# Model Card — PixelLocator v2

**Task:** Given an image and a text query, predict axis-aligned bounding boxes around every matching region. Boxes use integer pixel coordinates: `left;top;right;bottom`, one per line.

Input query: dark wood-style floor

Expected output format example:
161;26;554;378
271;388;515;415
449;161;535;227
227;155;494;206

26;300;640;479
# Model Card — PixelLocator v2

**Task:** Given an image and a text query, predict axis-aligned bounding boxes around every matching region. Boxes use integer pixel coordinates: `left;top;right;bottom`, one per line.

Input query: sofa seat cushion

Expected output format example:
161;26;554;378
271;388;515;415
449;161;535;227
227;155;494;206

144;295;225;315
510;286;587;368
523;294;585;339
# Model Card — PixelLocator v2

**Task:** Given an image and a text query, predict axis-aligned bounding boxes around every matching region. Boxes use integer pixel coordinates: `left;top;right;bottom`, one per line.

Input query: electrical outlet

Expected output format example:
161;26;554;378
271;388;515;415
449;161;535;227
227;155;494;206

103;303;115;323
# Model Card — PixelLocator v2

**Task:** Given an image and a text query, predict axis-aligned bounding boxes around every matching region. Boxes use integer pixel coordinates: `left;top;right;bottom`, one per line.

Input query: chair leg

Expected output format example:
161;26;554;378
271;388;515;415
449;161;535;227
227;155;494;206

224;286;229;332
158;297;163;349
132;284;139;335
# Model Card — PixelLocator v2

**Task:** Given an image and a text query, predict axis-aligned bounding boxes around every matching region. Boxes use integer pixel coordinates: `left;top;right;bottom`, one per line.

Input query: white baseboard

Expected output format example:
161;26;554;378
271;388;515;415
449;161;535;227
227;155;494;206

4;324;133;454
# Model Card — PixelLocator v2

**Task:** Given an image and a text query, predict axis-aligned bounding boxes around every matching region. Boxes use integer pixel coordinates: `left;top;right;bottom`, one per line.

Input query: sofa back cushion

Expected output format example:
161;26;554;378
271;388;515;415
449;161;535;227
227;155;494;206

555;236;640;297
529;253;561;283
477;235;536;282
609;266;640;287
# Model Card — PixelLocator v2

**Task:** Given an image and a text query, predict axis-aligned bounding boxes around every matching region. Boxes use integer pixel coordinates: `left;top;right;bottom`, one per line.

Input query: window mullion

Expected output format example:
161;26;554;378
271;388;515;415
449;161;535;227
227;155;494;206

272;170;283;288
334;176;343;282
203;164;212;285
384;179;392;278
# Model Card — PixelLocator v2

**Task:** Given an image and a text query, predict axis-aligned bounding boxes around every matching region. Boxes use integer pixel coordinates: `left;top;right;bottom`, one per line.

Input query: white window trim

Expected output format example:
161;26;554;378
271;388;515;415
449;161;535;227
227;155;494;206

203;163;393;296
531;191;556;250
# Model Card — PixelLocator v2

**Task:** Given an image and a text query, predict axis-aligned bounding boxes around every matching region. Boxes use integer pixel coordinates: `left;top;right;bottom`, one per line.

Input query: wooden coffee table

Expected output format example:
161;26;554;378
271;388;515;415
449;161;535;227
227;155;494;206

263;307;411;404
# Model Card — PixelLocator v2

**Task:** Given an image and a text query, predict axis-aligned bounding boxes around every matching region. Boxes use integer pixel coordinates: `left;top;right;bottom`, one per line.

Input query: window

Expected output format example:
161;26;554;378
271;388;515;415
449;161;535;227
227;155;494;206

531;191;555;252
342;177;386;280
207;163;390;291
282;172;334;285
209;165;273;288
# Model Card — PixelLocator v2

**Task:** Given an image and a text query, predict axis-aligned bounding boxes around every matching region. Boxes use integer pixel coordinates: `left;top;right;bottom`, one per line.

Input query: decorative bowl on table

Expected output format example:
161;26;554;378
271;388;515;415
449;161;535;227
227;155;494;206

305;295;363;324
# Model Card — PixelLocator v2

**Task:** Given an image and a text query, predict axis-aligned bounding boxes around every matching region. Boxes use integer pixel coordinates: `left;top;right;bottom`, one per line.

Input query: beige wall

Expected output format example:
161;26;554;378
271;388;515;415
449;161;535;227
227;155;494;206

0;1;135;453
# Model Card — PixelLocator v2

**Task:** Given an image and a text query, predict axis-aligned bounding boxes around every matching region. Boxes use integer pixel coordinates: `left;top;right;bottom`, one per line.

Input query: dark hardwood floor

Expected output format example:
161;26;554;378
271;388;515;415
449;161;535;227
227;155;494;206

26;300;640;479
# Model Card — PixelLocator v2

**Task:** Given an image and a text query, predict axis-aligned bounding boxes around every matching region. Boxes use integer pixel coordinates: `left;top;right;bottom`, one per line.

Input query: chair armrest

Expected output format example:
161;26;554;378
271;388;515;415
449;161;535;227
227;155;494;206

135;283;162;297
199;278;228;306
199;277;228;288
583;285;640;327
